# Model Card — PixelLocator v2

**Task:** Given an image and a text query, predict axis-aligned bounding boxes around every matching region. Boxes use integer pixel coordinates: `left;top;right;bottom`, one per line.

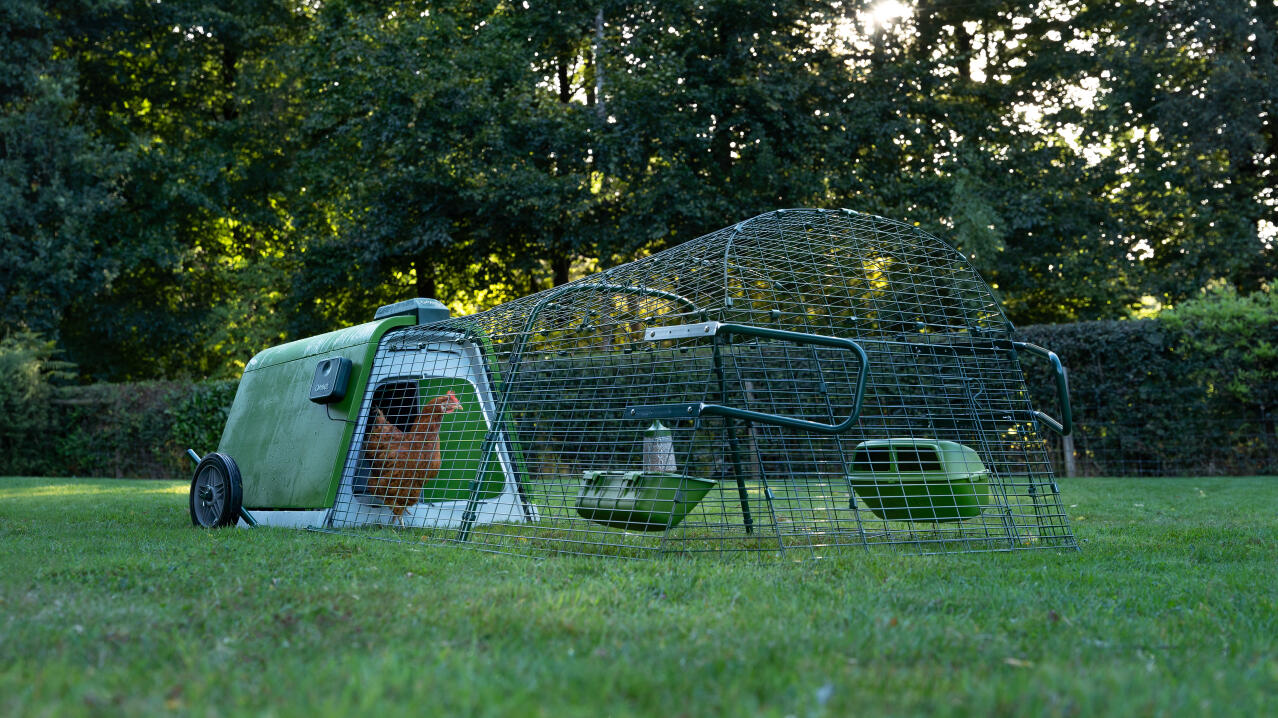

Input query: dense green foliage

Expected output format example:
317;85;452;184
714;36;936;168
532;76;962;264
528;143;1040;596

1017;286;1276;476
1;0;1273;381
1160;286;1278;427
168;380;241;466
0;337;236;476
2;475;1276;715
0;2;126;341
52;382;201;478
0;333;74;474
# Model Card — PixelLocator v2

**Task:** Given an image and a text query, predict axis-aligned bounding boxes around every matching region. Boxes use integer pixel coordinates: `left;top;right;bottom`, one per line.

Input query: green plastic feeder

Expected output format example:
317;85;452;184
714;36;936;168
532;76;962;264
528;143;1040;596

846;439;990;522
576;471;716;531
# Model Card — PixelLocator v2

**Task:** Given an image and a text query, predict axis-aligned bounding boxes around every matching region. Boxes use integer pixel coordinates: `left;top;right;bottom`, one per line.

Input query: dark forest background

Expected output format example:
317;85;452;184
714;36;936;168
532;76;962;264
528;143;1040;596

2;0;1274;381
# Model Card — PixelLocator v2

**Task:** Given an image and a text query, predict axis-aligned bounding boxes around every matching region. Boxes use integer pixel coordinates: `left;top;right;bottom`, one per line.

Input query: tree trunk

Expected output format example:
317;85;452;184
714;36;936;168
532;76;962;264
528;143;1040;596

414;256;436;299
712;127;733;175
221;43;239;122
592;9;606;123
557;56;571;104
585;52;596;107
552;255;571;287
956;23;973;83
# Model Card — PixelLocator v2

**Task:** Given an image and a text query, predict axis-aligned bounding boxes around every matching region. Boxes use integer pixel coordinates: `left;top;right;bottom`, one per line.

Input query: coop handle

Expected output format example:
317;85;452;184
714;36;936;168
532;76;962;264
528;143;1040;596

629;323;869;435
1011;341;1073;437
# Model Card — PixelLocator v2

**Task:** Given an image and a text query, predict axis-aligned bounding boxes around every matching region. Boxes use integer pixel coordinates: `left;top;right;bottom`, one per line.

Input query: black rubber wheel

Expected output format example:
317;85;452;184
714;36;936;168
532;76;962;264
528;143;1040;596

189;452;244;528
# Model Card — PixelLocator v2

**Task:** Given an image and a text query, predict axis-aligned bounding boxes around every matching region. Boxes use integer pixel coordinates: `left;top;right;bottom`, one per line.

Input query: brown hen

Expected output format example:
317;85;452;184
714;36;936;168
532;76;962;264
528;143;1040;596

363;389;463;525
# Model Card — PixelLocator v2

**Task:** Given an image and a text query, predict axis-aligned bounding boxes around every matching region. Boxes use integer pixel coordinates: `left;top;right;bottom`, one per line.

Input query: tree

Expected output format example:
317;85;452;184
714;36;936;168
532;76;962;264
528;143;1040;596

1086;0;1276;304
285;0;501;333
0;0;125;340
4;0;1273;381
287;0;620;333
815;0;1145;323
597;0;849;255
49;0;306;378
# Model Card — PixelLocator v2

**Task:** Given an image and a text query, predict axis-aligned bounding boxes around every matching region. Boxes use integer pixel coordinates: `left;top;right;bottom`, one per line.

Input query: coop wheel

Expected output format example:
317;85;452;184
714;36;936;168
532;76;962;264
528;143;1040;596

189;452;244;528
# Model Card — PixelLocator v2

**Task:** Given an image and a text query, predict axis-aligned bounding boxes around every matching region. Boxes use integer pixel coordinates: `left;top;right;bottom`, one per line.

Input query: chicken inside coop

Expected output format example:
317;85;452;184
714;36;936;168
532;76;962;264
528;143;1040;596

361;381;464;525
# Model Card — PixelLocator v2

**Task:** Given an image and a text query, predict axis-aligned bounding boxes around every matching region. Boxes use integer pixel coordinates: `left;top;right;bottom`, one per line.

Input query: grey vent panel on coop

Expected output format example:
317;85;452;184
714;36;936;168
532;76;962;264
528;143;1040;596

374;297;451;325
323;208;1075;558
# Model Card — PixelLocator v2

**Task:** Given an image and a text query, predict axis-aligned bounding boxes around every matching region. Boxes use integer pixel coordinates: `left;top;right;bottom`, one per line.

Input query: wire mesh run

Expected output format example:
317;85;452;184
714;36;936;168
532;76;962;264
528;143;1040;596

325;208;1076;558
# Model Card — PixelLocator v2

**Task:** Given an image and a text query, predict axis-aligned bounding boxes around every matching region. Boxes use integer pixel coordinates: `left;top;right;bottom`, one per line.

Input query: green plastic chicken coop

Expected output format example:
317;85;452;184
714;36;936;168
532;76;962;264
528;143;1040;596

189;298;535;531
190;208;1075;558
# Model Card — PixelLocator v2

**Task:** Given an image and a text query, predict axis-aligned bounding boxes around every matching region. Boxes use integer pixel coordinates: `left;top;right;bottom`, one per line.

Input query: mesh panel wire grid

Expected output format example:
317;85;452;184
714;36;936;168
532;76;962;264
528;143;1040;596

322;208;1077;558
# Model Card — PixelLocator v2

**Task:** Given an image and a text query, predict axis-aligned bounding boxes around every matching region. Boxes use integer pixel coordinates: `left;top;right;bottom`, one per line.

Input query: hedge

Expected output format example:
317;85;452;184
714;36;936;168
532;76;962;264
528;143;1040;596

0;335;237;479
3;286;1272;479
1017;287;1276;476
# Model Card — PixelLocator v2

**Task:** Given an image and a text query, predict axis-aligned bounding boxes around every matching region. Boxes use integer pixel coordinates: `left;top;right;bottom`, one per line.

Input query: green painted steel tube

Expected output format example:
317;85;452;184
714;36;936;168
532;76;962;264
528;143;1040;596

707;323;869;435
1011;341;1073;436
629;323;870;435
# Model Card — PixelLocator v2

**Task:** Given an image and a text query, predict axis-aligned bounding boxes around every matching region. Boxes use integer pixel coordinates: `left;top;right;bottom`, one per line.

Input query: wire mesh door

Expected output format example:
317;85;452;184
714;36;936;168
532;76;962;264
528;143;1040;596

844;335;1073;550
476;309;732;558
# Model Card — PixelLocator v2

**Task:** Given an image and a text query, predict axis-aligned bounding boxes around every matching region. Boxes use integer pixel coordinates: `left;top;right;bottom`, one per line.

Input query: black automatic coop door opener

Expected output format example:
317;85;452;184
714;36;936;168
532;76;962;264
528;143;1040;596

309;357;352;403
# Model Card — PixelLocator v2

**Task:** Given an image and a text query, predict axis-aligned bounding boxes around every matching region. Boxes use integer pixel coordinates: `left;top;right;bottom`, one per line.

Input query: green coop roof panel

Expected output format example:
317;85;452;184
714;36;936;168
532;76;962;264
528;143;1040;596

244;317;414;372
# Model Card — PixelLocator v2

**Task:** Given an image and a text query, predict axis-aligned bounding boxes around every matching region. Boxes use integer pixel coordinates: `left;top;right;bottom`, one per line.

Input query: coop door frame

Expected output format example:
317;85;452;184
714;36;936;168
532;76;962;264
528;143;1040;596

328;328;537;529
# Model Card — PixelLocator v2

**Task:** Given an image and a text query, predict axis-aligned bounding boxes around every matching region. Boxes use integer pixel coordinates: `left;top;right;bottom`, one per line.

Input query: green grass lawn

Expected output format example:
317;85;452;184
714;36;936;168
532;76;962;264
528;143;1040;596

1;476;1275;717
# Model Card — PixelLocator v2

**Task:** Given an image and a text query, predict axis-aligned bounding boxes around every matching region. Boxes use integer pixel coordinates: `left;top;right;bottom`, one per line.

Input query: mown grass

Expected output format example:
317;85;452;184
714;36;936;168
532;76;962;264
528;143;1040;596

1;476;1275;717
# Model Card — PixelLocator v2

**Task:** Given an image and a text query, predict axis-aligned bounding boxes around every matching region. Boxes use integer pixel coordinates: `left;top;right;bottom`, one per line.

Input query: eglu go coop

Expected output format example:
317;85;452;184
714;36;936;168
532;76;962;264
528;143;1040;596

189;208;1077;558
